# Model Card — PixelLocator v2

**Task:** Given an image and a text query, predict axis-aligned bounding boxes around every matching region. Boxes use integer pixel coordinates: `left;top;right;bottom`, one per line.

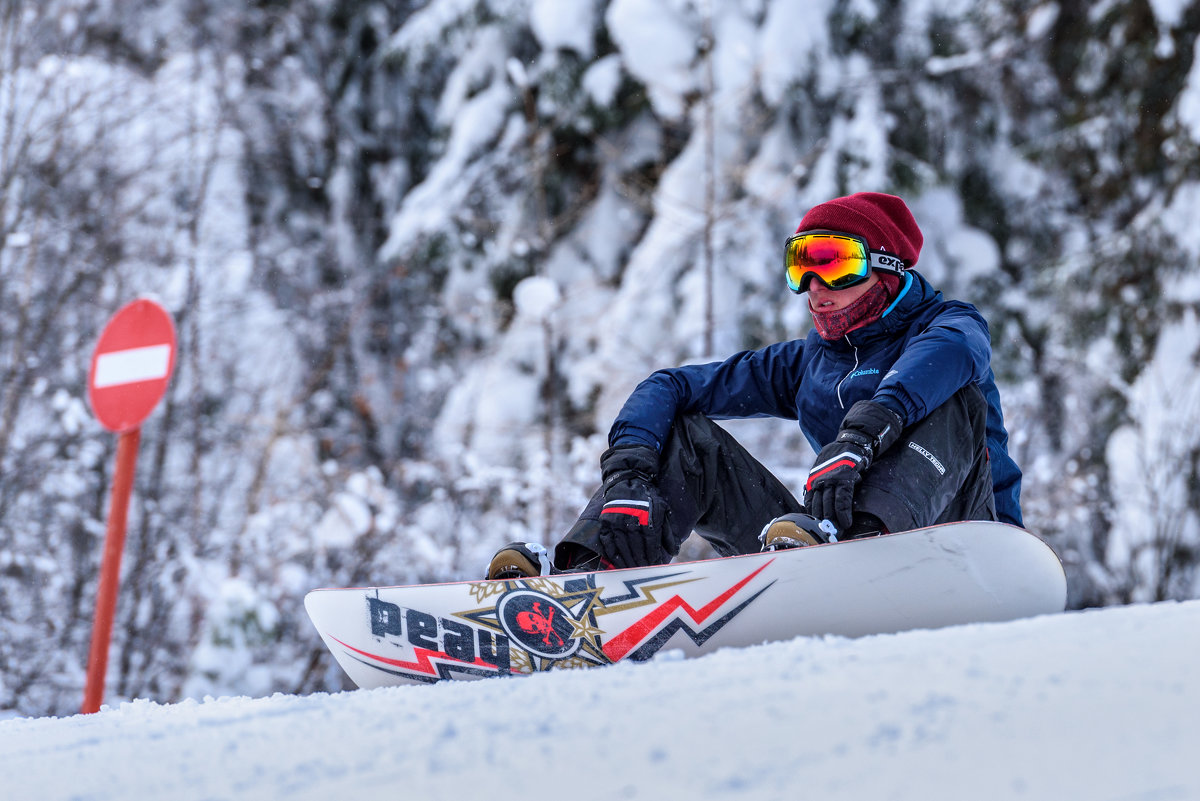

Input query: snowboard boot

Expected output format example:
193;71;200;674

840;513;887;540
759;512;837;551
485;541;554;580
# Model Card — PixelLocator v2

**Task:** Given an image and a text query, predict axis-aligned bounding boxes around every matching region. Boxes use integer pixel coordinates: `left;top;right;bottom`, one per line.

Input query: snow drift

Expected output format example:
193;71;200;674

2;599;1196;801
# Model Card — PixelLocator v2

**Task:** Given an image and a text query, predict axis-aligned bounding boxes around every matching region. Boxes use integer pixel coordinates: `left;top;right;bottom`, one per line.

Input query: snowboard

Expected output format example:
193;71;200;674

305;521;1066;689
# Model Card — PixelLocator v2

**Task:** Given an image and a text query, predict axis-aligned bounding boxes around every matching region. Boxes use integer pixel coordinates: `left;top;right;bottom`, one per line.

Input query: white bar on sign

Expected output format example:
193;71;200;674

94;344;172;388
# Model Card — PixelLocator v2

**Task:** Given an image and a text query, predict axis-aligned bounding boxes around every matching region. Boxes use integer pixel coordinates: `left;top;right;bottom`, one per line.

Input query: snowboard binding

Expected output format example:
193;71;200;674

759;513;838;551
486;541;555;580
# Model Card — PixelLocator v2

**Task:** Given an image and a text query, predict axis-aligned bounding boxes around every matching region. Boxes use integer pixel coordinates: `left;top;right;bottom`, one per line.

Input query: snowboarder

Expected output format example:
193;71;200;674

487;192;1022;579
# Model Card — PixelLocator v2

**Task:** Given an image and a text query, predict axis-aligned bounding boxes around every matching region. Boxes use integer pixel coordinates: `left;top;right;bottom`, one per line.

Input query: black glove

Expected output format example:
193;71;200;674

595;444;666;569
804;400;904;534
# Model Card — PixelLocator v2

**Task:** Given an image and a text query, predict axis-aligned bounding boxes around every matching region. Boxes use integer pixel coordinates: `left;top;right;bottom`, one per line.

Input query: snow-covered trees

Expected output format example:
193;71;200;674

3;0;1200;717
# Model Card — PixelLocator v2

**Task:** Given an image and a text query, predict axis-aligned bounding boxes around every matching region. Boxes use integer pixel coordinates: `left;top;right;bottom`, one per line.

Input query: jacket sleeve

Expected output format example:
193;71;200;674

608;340;806;450
871;302;992;427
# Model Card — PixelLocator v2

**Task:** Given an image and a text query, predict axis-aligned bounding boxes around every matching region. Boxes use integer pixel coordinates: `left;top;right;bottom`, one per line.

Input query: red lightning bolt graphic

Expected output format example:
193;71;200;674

603;560;773;662
330;635;495;677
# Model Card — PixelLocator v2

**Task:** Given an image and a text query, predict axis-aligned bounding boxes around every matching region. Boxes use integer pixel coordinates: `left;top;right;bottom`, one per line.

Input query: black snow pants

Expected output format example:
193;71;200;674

554;384;997;569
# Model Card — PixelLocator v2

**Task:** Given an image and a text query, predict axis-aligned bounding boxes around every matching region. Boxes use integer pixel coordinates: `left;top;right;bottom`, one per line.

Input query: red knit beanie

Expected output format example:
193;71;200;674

796;192;923;266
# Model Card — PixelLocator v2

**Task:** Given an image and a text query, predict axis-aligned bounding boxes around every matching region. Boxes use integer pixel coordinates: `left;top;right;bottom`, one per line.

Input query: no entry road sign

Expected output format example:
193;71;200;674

82;297;177;713
87;299;177;432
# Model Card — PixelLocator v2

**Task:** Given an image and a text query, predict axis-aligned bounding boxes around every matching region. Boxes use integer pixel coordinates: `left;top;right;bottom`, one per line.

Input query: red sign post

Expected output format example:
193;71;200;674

82;298;177;714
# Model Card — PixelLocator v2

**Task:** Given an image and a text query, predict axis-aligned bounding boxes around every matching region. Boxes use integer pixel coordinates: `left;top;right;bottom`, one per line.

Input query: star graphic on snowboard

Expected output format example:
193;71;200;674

455;575;611;670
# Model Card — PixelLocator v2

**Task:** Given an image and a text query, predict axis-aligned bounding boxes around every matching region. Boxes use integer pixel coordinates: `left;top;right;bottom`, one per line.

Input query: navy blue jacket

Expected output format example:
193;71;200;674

609;271;1023;526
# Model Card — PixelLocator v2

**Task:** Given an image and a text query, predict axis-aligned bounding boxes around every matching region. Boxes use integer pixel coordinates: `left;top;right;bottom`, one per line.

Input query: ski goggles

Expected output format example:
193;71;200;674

784;230;907;293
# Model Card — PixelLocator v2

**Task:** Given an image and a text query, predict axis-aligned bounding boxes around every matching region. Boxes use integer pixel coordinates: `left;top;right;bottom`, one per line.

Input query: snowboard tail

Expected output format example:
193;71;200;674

305;521;1067;689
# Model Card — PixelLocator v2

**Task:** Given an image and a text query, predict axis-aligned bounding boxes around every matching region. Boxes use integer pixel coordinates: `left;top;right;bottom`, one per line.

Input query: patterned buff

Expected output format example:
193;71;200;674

809;272;902;341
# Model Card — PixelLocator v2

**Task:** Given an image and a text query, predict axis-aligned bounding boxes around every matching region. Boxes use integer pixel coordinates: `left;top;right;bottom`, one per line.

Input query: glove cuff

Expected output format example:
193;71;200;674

600;443;660;482
839;400;904;458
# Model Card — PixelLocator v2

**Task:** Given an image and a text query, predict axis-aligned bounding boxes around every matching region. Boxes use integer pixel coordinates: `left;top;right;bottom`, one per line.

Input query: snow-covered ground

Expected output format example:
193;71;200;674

3;600;1197;801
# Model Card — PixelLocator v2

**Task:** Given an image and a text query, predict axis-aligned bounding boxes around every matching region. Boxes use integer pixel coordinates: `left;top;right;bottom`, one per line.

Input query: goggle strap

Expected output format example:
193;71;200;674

870;251;908;273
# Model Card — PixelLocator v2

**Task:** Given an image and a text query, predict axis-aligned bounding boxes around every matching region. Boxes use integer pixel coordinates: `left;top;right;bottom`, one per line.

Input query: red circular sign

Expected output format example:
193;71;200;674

87;299;177;432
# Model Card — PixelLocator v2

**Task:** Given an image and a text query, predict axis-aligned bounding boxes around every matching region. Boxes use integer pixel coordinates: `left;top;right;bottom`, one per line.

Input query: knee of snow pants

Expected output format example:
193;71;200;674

556;414;803;566
853;384;997;534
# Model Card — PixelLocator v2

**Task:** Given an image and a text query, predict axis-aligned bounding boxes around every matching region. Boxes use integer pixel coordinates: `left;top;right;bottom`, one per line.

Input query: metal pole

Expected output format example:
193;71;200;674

81;426;141;714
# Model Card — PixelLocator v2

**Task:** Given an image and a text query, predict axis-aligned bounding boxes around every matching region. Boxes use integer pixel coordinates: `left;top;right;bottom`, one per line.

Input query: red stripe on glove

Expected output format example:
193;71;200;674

601;505;650;525
805;458;861;492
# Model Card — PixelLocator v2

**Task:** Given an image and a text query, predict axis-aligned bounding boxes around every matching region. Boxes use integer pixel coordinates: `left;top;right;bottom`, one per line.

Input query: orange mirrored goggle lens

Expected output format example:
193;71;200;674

784;231;872;293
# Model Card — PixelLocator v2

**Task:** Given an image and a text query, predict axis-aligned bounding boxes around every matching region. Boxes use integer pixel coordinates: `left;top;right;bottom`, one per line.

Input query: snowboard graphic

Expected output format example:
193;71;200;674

305;521;1066;689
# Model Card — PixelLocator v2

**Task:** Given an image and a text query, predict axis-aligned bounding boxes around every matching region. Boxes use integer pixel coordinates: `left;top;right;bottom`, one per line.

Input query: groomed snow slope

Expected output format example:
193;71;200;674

2;600;1197;801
